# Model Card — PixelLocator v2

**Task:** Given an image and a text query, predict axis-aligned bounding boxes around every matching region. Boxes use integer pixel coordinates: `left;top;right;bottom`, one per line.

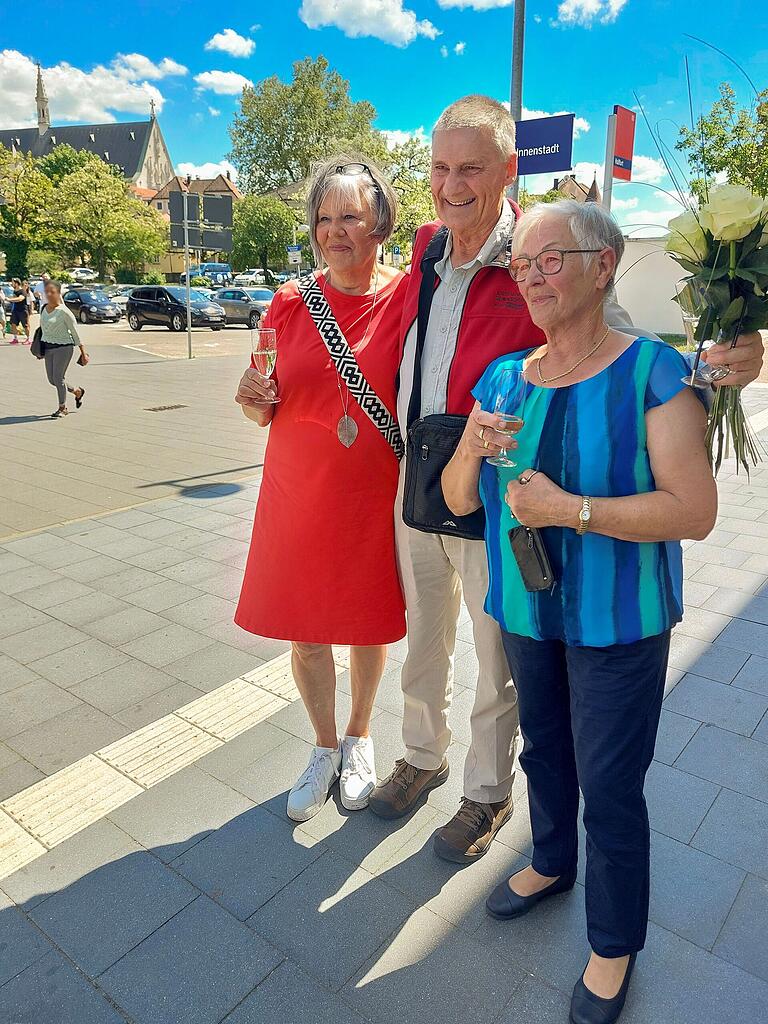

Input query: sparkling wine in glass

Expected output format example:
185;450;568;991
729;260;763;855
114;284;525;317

251;327;279;403
487;367;527;468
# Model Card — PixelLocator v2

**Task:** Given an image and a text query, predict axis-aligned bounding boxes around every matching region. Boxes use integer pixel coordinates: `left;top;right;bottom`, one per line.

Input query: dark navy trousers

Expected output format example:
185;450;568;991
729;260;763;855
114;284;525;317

501;629;670;958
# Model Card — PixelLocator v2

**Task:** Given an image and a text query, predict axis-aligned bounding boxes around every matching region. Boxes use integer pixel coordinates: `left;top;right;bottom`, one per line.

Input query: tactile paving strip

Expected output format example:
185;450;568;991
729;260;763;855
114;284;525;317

2;756;142;849
97;715;223;788
0;810;47;875
175;678;289;742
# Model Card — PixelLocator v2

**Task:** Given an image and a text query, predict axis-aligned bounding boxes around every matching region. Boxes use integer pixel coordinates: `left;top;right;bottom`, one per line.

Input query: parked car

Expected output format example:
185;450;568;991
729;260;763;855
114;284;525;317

66;267;98;283
233;268;279;287
179;262;233;287
103;285;134;316
126;286;225;332
0;283;14;314
63;287;121;324
213;287;274;328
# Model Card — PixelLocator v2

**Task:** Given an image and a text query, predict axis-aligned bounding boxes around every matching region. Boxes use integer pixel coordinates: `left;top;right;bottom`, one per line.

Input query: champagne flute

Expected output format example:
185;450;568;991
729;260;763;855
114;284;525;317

251;327;279;403
487;367;526;468
675;278;731;389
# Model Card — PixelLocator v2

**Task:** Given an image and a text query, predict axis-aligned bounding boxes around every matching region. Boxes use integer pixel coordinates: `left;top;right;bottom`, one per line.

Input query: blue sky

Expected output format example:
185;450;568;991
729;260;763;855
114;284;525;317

2;0;766;235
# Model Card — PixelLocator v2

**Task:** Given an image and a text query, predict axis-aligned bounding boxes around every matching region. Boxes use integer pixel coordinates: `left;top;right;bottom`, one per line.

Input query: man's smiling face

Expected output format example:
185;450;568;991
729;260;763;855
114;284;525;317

430;126;518;238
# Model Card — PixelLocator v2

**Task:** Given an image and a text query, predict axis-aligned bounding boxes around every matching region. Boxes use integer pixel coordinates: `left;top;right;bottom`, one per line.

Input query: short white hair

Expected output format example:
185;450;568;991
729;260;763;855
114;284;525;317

433;95;517;159
513;199;625;291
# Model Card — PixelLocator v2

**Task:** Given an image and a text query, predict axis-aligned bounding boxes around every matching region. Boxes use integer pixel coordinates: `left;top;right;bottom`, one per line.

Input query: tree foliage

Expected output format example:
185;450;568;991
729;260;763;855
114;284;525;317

383;137;434;256
229;56;380;194
677;83;768;201
232;194;297;272
0;146;54;275
48;160;166;278
38;143;121;185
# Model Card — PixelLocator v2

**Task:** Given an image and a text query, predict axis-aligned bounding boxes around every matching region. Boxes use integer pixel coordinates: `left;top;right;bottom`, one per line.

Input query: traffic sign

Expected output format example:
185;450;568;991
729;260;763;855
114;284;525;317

515;113;575;175
393;245;401;255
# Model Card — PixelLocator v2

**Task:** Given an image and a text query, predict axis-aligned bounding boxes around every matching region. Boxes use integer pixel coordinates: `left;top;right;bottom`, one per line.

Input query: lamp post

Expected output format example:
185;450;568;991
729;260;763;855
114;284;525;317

509;0;526;203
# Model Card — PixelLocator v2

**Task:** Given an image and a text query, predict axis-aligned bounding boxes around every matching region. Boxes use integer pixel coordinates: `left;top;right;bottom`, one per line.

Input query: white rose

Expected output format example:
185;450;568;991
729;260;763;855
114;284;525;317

699;184;764;242
665;210;708;261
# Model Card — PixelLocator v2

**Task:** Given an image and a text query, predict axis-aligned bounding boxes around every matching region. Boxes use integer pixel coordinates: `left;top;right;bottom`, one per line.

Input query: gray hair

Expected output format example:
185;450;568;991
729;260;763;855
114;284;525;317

513;199;625;291
433;95;516;159
306;154;398;265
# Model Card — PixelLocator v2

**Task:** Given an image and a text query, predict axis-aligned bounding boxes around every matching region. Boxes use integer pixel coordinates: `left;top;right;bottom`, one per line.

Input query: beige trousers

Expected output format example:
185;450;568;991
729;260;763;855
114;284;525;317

394;467;519;804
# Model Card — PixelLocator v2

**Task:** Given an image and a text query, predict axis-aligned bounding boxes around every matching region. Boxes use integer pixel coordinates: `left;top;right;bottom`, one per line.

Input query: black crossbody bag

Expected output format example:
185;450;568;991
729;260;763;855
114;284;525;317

401;228;486;541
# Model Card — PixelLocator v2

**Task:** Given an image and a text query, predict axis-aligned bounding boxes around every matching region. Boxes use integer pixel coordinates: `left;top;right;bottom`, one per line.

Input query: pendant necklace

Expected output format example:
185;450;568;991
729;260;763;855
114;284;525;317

321;266;380;448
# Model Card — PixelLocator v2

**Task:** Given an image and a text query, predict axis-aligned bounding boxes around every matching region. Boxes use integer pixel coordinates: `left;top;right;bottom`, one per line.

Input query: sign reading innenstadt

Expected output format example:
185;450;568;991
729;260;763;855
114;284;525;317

515;113;575;175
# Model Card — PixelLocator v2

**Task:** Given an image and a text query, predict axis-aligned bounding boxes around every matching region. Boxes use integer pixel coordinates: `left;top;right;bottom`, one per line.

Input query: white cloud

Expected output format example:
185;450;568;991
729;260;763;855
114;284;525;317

380;126;429;149
612;196;639;210
534;13;542;22
454;41;466;55
204;29;256;58
299;0;440;47
440;45;449;57
0;49;188;127
194;70;253;95
436;0;512;7
553;0;629;26
521;106;590;138
175;159;238;182
113;53;188;79
208;106;221;117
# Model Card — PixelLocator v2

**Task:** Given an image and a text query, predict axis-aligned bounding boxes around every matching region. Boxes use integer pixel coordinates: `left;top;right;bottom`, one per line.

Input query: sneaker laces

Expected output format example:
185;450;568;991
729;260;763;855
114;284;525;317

390;758;420;792
342;741;370;779
295;748;336;801
455;797;492;832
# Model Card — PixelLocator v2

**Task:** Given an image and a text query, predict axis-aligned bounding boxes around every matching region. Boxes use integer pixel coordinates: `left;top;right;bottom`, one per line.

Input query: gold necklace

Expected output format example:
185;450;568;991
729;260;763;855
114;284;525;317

536;326;611;385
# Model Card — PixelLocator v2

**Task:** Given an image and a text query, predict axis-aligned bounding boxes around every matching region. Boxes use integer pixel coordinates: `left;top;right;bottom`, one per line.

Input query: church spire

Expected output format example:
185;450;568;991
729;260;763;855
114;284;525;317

36;64;50;136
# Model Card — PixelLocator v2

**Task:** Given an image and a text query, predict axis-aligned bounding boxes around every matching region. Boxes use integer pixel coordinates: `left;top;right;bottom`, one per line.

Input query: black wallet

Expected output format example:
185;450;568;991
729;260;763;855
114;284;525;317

508;526;556;592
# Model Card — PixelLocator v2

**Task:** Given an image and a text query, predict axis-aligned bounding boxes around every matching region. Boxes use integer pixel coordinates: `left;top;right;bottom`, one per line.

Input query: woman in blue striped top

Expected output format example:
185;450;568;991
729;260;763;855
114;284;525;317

443;200;717;1024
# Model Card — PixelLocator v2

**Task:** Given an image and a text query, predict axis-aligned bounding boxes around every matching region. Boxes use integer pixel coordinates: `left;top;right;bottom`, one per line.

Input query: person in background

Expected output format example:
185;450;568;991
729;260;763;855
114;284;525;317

34;273;50;312
443;199;718;1024
40;280;87;418
8;278;30;344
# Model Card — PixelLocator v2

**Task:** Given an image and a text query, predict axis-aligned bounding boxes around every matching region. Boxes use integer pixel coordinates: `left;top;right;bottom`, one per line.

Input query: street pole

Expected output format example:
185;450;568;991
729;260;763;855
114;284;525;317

509;0;525;203
182;189;193;359
602;112;617;212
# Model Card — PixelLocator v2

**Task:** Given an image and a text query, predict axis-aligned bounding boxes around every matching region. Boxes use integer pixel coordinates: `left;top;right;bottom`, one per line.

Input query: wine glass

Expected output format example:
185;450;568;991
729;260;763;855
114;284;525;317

675;278;731;389
250;327;279;403
487;367;527;468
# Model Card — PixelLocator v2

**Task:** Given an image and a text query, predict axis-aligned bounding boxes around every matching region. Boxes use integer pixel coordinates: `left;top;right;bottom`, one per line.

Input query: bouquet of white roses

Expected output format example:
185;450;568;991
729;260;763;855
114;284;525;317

666;183;768;473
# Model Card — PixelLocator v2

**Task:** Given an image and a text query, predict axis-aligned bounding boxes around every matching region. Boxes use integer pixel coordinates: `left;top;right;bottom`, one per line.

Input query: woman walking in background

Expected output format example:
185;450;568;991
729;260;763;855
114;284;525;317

8;278;30;344
40;279;88;418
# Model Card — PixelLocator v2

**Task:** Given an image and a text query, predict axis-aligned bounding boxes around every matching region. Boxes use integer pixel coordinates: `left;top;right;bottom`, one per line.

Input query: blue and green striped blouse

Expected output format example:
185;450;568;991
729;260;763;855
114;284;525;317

472;338;690;648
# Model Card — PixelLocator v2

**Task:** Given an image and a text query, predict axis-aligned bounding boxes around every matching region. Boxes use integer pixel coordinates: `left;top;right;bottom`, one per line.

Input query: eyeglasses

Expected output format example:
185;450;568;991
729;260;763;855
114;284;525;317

509;248;604;283
334;163;372;177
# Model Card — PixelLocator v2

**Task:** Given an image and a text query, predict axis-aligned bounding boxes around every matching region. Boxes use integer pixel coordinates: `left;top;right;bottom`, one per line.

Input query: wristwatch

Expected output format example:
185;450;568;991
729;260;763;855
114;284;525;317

576;495;592;536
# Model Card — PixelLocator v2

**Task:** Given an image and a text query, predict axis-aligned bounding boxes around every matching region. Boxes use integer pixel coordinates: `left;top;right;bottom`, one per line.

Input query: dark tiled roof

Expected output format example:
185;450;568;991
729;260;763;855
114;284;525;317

0;121;152;179
153;174;242;201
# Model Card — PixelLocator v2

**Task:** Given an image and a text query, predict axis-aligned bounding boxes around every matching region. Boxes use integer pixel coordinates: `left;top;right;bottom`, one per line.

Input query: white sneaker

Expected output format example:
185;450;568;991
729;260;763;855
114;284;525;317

340;735;376;811
286;744;341;822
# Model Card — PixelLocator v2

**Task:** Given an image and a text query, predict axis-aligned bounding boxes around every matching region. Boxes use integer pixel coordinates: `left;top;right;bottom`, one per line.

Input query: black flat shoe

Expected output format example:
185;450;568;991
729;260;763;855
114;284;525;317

75;387;85;409
485;865;577;920
569;953;637;1024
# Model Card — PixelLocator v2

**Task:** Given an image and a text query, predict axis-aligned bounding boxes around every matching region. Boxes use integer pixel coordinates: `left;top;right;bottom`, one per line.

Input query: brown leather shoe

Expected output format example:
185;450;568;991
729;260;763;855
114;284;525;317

433;793;514;864
368;757;449;820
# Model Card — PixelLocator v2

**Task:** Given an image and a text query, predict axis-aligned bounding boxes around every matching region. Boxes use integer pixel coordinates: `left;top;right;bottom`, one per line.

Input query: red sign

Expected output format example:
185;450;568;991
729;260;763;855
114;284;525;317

612;105;636;181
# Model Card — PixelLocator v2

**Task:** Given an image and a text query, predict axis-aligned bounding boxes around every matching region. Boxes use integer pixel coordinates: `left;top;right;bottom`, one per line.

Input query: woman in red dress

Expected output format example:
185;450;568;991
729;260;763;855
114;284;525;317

235;157;406;822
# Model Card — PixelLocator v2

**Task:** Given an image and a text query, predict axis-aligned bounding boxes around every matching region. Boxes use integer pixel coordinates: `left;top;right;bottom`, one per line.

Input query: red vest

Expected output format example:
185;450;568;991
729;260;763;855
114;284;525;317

399;203;546;416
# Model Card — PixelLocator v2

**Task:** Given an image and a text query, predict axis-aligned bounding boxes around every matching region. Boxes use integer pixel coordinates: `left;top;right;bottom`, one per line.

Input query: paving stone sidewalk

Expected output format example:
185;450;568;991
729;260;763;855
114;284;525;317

0;377;768;1022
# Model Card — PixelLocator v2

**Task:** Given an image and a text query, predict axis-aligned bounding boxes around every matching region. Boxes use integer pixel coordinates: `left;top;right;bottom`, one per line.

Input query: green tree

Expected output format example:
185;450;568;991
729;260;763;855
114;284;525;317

233;195;297;274
518;187;562;211
0;146;54;276
383;136;434;257
38;143;121;186
49;160;166;278
229;56;380;193
677;83;768;200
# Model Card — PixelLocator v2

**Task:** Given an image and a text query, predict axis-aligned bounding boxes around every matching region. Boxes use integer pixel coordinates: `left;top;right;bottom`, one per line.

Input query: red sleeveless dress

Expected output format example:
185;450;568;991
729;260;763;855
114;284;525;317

235;273;407;645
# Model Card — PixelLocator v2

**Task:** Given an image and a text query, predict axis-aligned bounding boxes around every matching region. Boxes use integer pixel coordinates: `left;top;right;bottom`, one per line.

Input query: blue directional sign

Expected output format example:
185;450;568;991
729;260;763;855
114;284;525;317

393;245;401;255
515;113;575;175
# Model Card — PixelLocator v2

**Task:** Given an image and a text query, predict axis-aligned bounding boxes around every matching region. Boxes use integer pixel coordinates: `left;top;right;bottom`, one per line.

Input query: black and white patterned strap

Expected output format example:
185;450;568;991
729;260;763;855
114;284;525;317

298;273;404;461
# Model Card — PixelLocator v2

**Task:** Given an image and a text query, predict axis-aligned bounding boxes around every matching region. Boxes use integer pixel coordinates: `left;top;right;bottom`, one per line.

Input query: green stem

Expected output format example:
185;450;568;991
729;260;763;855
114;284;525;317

729;240;736;280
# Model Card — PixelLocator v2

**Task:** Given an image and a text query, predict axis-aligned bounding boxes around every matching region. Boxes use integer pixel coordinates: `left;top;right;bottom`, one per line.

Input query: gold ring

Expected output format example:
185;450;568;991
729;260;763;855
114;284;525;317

479;427;486;441
483;439;490;450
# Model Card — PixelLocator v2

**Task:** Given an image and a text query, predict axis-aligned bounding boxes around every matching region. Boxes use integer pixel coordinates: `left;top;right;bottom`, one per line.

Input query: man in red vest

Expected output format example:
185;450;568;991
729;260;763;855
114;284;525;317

369;94;764;863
